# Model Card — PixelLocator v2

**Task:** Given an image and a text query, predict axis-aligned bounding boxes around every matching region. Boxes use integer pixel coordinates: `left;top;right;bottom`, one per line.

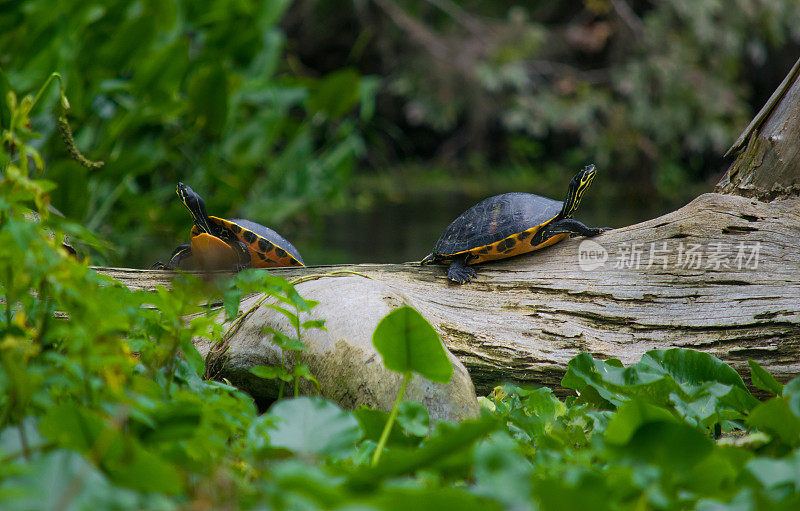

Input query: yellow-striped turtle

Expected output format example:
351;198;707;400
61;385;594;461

421;164;607;284
155;183;304;271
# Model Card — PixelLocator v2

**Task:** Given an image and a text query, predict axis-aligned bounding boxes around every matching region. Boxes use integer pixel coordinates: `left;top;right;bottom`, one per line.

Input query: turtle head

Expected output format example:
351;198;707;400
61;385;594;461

561;164;596;218
177;182;213;234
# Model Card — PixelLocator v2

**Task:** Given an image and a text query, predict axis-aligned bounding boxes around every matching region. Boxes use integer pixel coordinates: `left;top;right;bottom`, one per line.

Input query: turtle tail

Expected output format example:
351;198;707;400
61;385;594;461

420;253;437;265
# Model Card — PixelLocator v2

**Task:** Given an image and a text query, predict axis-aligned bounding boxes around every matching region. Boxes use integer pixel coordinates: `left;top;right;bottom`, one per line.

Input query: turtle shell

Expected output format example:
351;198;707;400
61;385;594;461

432;192;565;264
191;217;305;268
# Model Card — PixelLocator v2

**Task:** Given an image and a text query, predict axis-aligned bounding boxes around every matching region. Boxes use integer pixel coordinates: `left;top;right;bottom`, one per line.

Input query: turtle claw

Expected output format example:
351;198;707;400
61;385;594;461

447;260;477;285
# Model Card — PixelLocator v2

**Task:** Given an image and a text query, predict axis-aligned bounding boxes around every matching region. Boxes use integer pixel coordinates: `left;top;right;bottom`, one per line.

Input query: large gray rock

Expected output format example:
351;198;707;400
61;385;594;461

194;275;479;422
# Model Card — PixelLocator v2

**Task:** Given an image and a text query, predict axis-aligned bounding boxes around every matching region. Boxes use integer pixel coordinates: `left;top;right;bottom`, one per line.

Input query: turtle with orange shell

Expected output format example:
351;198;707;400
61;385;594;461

155;183;304;271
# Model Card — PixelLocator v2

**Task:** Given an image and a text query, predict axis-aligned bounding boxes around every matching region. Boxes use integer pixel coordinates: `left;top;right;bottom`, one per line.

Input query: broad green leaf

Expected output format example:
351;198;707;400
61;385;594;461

783;377;800;417
138;399;203;444
695;489;757;511
397;401;429;437
563;349;758;423
473;432;533;509
612;420;713;473
604;399;677;445
748;360;783;396
745;450;800;491
687;446;753;495
747;397;800;447
267;397;361;459
187;63;228;140
0;449;173;511
352;406;420;448
38;404;183;494
365;487;502;511
305;68;362;120
349;416;498;485
39;403;105;452
372;306;453;384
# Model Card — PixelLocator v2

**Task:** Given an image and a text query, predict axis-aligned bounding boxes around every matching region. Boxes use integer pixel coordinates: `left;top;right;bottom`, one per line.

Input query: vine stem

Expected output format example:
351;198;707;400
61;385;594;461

371;372;412;466
222;270;371;340
30;72;64;112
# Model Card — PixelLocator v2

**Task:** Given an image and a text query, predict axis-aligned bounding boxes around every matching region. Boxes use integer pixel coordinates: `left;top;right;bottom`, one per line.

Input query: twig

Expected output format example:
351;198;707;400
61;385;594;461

610;0;645;42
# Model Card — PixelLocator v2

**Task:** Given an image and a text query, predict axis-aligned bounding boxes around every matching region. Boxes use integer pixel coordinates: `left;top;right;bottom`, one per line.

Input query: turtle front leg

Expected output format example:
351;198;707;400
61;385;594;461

152;244;192;270
544;218;610;239
447;257;477;284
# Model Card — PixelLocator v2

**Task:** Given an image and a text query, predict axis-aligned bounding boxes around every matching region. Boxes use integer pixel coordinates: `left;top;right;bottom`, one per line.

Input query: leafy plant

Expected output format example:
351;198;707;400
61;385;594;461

220;270;324;398
3;76;800;506
370;305;453;465
0;0;377;267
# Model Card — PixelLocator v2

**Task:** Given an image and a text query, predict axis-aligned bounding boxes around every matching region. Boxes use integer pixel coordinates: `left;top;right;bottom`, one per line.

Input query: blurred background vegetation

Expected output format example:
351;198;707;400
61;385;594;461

1;0;799;266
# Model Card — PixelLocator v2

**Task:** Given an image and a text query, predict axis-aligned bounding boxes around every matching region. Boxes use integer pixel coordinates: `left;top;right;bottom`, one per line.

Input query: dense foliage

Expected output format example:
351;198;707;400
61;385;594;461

2;1;800;266
3;80;800;510
0;0;376;266
288;0;800;189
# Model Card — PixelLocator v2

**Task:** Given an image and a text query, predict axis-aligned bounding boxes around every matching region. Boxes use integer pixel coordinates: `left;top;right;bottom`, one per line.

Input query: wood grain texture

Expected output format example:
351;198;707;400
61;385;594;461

717;57;800;199
95;193;800;395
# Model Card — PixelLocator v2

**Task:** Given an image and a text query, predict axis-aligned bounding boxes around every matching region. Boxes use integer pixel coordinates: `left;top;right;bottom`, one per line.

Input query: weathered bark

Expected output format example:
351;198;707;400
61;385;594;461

94;192;800;395
716;57;800;199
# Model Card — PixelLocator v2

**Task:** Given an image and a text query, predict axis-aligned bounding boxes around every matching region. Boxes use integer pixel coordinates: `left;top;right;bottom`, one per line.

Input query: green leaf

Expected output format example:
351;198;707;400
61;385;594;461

748;359;784;396
262;327;306;351
38;404;183;494
372;306;453;384
562;349;759;425
783;377;800;417
473;432;533;508
139;399;203;444
603;399;714;476
747;396;800;447
187;63;228;140
292;364;319;390
352;406;420;447
350;416;499;486
301;319;326;330
397;401;429;437
250;364;293;382
0;449;173;510
365;487;502;511
39;403;104;452
604;399;677;445
745;449;800;491
266;397;361;459
0;67;11;130
305;68;362;120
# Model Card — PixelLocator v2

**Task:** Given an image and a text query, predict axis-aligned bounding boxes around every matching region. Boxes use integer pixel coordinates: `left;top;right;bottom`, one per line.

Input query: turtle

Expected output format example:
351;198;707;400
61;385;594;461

421;164;608;284
155;182;305;271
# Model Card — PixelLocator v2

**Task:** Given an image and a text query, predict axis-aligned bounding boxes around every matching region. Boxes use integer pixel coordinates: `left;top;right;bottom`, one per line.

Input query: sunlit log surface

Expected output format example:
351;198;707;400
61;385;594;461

95;192;800;395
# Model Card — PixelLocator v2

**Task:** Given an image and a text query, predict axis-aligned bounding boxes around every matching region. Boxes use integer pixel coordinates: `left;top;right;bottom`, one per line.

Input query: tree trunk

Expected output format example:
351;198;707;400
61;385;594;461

716;57;800;199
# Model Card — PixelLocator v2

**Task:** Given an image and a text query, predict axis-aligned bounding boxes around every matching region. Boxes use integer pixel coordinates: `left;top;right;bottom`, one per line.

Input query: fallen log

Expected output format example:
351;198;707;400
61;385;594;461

95;59;800;399
95;191;800;396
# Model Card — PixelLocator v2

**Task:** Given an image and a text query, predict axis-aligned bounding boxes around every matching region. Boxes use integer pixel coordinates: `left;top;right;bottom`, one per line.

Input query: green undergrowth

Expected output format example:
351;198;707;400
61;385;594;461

3;74;800;511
